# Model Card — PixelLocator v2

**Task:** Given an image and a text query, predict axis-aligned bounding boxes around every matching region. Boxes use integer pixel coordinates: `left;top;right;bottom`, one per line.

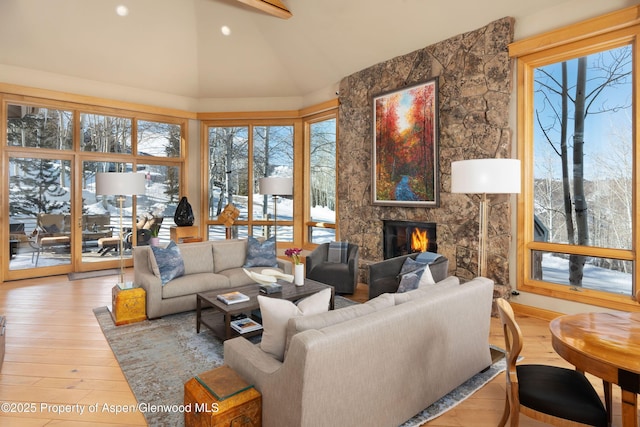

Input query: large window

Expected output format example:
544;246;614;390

205;122;294;241
3;95;186;279
511;7;640;310
202;104;338;248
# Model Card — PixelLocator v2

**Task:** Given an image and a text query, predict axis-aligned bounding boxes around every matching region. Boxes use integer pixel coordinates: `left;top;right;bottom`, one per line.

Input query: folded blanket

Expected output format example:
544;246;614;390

415;251;441;264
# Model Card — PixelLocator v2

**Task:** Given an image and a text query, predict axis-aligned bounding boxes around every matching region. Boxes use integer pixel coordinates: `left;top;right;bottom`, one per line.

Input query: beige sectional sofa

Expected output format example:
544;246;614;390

224;276;494;427
133;239;292;318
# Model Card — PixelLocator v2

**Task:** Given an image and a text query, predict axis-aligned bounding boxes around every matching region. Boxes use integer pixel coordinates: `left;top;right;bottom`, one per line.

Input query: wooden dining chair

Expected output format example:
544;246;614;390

496;298;608;427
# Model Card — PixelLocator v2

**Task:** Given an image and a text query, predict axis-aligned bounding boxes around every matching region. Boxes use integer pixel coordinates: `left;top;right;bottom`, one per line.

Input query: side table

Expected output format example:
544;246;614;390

170;225;200;243
184;365;261;427
111;285;146;326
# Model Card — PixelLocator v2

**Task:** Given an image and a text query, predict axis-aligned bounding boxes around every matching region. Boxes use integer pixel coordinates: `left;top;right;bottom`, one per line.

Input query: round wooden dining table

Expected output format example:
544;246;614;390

550;312;640;427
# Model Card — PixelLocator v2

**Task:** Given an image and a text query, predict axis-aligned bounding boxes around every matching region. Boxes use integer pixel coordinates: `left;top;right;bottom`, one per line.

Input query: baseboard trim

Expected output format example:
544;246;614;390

511;302;562;321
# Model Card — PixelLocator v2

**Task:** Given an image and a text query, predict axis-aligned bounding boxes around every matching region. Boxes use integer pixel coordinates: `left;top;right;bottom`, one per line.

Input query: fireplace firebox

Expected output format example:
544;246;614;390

383;220;437;259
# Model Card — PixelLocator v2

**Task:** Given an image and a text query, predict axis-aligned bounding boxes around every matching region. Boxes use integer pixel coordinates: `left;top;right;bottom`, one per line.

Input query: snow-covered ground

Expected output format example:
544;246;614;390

541;253;632;295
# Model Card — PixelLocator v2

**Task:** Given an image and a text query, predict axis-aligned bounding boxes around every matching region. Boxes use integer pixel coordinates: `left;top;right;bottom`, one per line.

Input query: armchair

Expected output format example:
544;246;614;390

305;242;359;294
367;253;449;299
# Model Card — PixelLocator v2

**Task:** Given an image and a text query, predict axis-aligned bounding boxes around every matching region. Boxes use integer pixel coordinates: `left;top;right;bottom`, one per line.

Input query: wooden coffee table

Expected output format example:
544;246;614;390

196;278;335;341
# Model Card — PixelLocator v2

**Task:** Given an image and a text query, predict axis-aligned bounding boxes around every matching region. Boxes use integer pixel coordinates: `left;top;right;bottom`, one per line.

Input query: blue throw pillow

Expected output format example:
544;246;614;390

397;270;425;292
151;241;185;285
398;257;427;275
243;236;278;268
396;257;427;293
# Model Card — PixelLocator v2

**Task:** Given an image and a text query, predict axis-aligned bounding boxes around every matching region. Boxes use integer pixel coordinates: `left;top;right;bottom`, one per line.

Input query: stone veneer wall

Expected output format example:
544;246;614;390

337;17;515;287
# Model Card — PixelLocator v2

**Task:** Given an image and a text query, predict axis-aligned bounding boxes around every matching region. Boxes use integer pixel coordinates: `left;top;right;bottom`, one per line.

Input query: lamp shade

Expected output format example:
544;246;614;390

96;172;146;196
451;159;521;194
259;177;293;196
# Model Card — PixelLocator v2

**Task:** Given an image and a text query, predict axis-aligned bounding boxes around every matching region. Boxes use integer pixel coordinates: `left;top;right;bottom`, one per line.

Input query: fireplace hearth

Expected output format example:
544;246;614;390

383;220;437;259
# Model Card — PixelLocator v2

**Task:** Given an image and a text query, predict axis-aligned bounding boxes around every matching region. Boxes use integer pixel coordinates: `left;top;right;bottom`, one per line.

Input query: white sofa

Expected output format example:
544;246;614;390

133;239;292;318
224;276;494;427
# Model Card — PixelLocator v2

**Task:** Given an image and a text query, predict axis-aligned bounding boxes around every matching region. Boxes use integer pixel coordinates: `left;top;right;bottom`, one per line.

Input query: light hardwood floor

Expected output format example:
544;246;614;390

0;273;630;426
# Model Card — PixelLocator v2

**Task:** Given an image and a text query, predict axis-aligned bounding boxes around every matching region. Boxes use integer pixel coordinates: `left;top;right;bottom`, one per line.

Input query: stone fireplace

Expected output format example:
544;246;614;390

383;220;437;259
337;17;515;287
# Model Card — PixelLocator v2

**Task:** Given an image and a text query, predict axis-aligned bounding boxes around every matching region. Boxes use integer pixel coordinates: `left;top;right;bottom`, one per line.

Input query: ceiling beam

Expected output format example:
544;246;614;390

235;0;292;19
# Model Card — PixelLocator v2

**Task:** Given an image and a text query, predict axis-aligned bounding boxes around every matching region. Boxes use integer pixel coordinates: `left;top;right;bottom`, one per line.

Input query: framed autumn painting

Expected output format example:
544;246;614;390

372;78;439;207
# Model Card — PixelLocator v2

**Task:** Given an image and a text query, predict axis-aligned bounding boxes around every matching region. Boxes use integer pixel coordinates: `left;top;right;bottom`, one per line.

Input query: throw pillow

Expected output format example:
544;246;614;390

396;257;428;292
398;256;426;275
243;236;278;268
150;241;185;285
327;241;349;263
258;288;332;361
397;268;425;292
417;264;436;287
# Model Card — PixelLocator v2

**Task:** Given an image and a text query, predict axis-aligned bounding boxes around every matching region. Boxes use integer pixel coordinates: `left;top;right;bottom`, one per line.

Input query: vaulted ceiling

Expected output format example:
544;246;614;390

0;0;623;104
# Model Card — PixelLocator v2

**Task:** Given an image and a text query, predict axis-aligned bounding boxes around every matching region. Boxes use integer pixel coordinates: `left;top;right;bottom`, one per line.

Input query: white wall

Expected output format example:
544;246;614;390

1;0;634;113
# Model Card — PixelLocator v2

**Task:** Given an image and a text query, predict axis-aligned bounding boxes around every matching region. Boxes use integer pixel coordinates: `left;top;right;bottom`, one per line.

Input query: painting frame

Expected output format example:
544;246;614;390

372;77;440;207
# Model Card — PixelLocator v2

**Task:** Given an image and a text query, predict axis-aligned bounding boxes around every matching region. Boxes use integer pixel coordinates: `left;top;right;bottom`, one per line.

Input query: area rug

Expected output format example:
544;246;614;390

94;297;506;427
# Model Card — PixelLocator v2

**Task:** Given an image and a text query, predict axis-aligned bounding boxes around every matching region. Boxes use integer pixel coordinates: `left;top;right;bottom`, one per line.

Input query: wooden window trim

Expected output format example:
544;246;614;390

511;5;640;311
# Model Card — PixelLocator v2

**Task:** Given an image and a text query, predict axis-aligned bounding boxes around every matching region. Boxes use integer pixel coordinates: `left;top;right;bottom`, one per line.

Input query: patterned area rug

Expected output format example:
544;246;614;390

94;297;506;427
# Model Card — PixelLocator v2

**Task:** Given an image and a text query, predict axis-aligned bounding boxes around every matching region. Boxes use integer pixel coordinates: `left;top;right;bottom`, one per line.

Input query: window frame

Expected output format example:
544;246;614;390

1;91;188;281
303;111;338;246
200;102;339;250
511;6;640;311
202;118;297;242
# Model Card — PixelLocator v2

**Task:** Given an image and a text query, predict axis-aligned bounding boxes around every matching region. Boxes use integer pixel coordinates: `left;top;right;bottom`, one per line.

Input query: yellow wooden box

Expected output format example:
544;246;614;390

111;286;146;326
184;365;261;427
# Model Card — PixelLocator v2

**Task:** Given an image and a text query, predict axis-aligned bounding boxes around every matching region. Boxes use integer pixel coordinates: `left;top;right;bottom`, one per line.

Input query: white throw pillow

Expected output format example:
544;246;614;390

258;288;332;361
417;264;436;287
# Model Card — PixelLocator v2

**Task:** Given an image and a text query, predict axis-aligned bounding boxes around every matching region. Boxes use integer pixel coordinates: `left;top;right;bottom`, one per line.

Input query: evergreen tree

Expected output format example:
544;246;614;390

10;158;69;216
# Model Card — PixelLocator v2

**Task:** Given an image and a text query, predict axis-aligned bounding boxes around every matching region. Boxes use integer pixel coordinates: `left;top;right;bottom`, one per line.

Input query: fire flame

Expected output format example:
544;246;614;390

411;229;428;252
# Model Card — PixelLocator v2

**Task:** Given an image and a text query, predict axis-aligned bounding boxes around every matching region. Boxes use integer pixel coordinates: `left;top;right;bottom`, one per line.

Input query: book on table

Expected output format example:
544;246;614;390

230;317;263;334
216;291;250;305
259;282;282;294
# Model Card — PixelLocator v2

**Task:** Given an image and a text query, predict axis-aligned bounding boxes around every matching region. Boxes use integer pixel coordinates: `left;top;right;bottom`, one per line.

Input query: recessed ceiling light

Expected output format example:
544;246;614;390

221;26;231;36
116;5;129;16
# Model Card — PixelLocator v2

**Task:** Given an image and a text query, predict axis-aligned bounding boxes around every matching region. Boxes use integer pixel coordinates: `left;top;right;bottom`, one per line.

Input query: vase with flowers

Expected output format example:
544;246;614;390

285;247;305;286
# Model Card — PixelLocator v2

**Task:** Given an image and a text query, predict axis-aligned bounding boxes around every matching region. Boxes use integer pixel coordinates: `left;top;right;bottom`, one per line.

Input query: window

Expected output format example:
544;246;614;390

307;116;337;243
205;122;294;241
7;104;73;149
3;95;186;277
81;113;132;153
137;119;181;158
202;102;338;248
511;7;640;309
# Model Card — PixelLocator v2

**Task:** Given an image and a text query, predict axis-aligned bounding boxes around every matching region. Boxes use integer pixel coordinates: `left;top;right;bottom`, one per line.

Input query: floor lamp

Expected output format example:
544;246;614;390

96;172;146;288
451;159;521;277
258;177;293;240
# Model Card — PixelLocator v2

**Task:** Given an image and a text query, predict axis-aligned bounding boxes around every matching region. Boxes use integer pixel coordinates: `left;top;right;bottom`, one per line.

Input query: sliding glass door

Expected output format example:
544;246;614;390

2;97;186;281
8;154;73;276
